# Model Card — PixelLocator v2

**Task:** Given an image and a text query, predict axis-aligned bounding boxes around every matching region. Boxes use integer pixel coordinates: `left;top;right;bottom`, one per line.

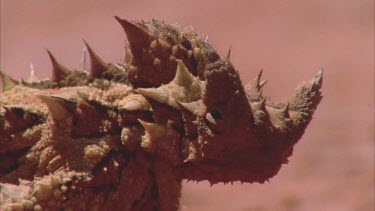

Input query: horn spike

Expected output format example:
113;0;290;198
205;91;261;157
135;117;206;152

259;80;268;89
173;60;195;87
0;71;19;92
309;68;323;92
257;90;264;100
281;103;289;117
256;69;264;88
138;119;153;131
137;88;169;104
258;69;263;80
138;119;164;140
2;106;10;113
114;16;152;47
83;39;108;77
176;100;196;114
178;100;206;117
225;45;232;60
28;63;39;83
46;49;71;83
260;98;266;108
244;68;264;97
38;95;73;121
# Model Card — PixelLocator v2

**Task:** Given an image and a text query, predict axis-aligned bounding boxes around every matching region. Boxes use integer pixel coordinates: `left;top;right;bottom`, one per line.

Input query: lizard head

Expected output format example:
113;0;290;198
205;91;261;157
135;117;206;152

113;17;323;184
0;17;323;188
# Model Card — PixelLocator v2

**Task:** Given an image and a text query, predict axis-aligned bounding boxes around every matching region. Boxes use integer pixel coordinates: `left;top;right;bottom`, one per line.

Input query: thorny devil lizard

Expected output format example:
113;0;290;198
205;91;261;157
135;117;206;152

0;17;323;211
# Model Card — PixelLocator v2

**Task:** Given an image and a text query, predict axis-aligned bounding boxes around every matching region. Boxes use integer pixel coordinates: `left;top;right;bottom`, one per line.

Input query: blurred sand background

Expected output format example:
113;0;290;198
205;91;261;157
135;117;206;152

1;0;374;210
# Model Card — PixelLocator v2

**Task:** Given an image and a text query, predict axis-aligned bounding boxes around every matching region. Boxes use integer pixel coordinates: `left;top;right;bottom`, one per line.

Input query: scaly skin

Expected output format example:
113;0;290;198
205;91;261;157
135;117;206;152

0;17;323;211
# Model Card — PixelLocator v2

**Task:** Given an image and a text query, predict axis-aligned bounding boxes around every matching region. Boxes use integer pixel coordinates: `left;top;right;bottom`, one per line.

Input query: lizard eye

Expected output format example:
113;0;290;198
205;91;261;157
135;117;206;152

210;110;222;120
205;108;226;133
205;109;223;124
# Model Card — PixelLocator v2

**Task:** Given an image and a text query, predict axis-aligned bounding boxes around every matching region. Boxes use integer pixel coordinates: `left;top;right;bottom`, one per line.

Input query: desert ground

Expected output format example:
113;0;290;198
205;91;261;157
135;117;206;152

1;0;374;210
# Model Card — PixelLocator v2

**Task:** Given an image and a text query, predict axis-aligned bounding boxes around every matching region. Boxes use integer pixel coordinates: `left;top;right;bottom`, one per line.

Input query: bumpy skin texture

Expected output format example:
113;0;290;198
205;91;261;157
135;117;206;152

0;17;323;211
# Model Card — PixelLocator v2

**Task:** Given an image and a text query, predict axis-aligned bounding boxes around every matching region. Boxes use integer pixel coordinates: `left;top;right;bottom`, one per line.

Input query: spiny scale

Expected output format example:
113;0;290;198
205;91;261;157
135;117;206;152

0;71;19;92
27;64;39;83
115;16;153;48
46;49;72;83
173;60;195;87
244;69;268;101
0;16;323;211
136;60;203;110
83;40;109;77
38;95;75;121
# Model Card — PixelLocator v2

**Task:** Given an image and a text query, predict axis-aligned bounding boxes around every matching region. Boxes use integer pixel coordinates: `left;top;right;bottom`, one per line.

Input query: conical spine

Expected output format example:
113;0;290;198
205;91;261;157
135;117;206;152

46;50;71;83
27;63;39;83
244;69;268;101
172;60;195;87
83;40;108;77
38;95;75;121
114;16;153;49
0;71;19;92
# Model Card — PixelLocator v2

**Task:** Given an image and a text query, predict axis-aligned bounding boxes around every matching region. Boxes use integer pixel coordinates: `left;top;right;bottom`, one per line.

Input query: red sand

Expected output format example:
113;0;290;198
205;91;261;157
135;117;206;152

1;1;374;210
